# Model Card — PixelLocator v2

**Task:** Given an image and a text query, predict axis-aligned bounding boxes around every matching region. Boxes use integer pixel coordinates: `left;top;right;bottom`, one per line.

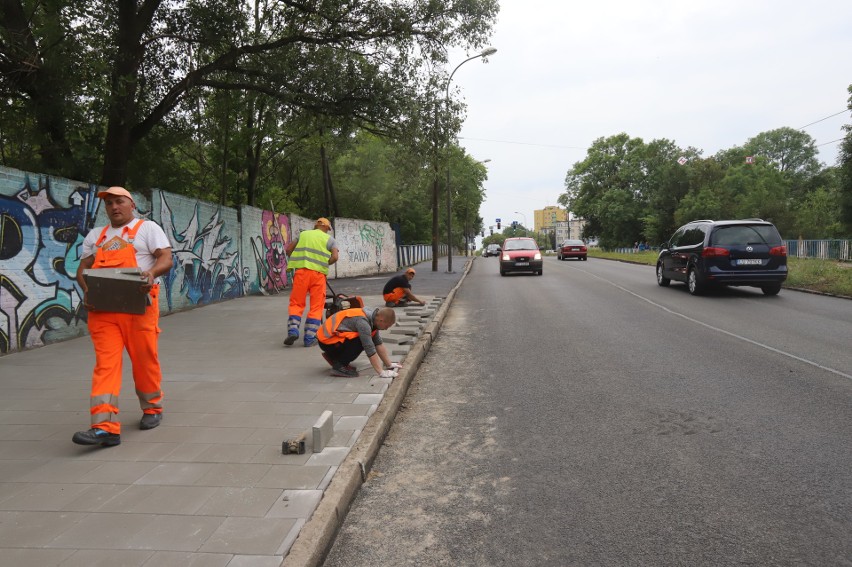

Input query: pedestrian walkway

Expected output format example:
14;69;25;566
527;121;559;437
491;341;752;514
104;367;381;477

0;257;471;567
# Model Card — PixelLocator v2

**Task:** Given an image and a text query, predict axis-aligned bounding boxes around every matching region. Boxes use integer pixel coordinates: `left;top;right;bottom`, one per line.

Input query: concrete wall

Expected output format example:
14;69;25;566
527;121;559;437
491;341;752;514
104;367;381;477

332;217;396;278
0;165;409;355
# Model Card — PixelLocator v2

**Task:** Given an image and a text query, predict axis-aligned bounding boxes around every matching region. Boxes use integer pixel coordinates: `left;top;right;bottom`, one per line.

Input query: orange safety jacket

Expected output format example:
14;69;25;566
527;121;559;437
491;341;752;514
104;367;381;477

317;308;377;345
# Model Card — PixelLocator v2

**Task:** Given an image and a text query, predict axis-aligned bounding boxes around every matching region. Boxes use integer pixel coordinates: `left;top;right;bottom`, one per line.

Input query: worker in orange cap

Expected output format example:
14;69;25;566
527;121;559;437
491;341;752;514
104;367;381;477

382;267;426;307
72;187;173;447
284;217;339;347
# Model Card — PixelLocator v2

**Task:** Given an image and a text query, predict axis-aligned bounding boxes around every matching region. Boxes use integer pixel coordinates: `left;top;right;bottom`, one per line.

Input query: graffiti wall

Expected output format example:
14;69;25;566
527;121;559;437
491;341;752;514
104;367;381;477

241;205;290;295
0;165;408;355
332;217;397;278
153;191;243;311
0;166;153;353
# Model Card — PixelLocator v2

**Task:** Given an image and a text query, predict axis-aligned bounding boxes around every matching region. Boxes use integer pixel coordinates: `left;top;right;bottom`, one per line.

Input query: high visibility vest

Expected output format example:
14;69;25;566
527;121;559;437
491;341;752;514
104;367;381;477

317;308;377;345
289;229;331;275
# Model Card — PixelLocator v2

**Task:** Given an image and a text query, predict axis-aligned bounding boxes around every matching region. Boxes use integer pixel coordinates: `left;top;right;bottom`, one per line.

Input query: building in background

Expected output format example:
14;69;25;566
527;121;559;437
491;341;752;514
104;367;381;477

554;218;590;244
534;205;568;233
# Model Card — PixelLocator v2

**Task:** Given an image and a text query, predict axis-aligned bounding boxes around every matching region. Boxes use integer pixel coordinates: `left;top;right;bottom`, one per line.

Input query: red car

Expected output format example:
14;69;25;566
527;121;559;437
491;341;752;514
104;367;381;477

500;237;543;276
557;239;587;261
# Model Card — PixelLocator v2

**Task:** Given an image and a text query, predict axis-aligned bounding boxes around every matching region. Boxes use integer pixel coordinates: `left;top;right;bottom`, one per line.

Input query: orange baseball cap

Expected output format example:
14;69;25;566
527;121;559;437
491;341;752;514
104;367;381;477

97;186;134;202
316;217;332;229
405;268;416;275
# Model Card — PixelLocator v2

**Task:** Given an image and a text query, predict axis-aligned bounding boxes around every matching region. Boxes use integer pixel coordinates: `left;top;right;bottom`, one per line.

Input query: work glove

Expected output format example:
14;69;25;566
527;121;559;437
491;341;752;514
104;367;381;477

379;369;399;379
386;362;403;370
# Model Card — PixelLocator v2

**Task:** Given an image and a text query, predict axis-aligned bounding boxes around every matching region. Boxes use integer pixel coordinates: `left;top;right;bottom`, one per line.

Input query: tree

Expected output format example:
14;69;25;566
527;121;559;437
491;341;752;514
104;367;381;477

1;0;499;188
839;85;852;235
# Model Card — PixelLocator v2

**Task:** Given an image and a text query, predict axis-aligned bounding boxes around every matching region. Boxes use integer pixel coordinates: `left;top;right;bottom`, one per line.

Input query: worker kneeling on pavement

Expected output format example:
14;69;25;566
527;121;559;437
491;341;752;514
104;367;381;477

317;306;401;378
382;267;426;307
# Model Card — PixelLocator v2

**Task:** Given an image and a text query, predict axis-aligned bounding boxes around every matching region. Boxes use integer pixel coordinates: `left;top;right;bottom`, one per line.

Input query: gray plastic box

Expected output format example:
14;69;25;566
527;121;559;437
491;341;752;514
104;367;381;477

83;268;148;314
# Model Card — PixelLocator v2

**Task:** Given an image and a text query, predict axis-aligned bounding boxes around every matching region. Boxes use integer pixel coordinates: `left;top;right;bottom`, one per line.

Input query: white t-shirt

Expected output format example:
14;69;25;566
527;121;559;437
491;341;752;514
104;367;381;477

81;218;172;274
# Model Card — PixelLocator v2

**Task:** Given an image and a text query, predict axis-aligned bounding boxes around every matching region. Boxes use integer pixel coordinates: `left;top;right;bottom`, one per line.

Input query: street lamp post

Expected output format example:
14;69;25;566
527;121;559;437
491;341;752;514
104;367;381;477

445;46;497;273
514;211;527;235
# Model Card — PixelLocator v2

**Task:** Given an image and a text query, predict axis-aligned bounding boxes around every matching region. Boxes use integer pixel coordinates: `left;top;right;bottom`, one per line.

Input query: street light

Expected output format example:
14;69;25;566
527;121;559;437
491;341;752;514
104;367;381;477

514;211;527;235
445;46;497;273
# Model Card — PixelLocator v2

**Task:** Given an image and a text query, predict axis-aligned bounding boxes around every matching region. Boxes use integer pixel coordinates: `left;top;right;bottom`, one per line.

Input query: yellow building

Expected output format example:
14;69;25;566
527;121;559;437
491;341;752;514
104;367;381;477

534;206;568;232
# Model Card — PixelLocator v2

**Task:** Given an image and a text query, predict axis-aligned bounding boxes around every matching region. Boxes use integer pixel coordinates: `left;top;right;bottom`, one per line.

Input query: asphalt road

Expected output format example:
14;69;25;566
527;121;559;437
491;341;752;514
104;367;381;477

323;256;852;566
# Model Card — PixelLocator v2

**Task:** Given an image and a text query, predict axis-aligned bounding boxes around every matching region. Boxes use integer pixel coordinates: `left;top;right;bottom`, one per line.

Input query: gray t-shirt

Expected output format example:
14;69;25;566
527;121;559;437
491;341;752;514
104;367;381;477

335;306;383;357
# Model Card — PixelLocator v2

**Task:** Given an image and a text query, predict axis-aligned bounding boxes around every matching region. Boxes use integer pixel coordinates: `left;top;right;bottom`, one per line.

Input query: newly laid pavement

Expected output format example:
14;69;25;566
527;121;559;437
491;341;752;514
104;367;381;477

0;256;471;567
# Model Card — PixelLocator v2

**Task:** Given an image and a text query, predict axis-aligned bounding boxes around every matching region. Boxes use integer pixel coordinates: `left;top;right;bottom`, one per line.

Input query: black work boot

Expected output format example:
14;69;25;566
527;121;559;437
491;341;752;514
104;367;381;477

72;428;121;447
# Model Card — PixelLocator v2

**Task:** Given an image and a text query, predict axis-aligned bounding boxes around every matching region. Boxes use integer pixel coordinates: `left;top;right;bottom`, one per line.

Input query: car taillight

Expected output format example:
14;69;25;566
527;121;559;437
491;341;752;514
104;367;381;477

580;246;587;252
769;245;787;257
702;247;730;257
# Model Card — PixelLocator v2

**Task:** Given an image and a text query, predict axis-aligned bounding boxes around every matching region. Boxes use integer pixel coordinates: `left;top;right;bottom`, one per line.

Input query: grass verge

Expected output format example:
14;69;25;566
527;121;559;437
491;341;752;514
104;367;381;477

586;249;852;298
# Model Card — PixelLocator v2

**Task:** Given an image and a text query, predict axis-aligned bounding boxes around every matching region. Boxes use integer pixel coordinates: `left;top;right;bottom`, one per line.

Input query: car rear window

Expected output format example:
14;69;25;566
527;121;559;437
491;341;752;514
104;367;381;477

504;239;537;251
710;225;782;247
562;240;584;246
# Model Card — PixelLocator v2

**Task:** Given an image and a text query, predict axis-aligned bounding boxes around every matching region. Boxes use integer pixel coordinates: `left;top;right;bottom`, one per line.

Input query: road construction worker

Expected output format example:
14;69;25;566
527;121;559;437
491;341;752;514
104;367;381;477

382;267;426;307
73;186;173;447
317;307;400;378
284;217;339;347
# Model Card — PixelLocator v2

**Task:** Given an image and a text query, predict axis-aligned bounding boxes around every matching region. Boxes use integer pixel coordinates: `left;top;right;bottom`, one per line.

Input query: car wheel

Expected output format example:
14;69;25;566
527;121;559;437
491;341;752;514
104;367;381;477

687;267;704;295
656;263;670;287
761;284;782;296
582;256;587;261
500;270;506;276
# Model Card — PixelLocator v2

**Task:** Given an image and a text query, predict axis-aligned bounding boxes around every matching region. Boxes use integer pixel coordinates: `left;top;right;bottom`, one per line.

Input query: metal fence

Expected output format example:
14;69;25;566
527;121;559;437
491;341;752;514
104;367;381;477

397;243;446;268
610;240;852;261
785;240;852;261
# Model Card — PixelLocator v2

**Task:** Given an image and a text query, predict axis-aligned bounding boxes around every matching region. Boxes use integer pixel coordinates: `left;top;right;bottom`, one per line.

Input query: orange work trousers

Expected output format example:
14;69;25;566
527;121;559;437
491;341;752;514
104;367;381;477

383;288;405;304
288;268;327;321
87;285;163;434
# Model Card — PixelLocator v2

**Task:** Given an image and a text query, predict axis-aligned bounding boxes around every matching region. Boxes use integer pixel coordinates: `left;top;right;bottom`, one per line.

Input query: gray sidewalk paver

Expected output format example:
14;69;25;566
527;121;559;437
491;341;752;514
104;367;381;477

0;257;470;566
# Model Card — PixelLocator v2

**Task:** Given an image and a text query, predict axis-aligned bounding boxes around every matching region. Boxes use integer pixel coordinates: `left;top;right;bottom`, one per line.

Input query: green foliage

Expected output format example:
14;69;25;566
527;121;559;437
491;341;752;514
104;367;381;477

839;86;852;234
561;121;849;244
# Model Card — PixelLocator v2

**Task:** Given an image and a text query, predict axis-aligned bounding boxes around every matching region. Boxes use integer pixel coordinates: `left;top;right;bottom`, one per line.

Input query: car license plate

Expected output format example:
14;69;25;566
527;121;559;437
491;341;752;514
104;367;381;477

571;247;579;251
736;259;763;265
515;261;529;266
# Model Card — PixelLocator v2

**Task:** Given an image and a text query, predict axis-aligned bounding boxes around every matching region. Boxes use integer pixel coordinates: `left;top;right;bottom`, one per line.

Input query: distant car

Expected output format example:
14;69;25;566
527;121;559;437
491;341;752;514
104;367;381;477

482;243;501;257
557;239;587;261
656;218;787;295
499;237;542;276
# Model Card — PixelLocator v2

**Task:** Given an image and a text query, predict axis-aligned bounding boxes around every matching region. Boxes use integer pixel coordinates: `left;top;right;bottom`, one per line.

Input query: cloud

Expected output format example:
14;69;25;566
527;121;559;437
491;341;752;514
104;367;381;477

454;0;852;239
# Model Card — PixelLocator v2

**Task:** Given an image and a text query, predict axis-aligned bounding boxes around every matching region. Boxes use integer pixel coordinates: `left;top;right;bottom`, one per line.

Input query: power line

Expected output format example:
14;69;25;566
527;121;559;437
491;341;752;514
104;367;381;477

798;109;849;130
816;137;844;148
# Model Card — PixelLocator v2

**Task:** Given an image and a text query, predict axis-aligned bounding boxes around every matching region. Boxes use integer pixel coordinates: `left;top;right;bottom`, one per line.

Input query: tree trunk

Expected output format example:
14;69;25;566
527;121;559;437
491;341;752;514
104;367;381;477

99;0;162;186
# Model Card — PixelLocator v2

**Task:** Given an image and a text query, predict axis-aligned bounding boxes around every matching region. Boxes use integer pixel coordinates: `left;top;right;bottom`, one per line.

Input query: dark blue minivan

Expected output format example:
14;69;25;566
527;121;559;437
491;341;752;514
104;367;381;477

656;219;787;296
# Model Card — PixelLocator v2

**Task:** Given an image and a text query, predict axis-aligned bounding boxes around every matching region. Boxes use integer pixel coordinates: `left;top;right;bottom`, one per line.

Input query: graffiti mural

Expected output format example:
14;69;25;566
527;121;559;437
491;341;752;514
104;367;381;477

157;191;243;309
0;173;101;353
250;210;289;293
333;217;397;278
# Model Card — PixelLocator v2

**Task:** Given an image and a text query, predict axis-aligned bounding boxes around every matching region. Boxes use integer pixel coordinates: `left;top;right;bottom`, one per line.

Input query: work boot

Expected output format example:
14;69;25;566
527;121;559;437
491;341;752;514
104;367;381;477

140;413;162;430
283;333;298;346
303;337;317;347
331;364;359;378
72;428;121;447
385;301;396;307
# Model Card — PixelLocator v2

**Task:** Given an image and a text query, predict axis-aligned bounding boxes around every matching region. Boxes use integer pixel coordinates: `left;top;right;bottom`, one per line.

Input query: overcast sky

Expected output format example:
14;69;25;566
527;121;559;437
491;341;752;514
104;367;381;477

451;0;852;244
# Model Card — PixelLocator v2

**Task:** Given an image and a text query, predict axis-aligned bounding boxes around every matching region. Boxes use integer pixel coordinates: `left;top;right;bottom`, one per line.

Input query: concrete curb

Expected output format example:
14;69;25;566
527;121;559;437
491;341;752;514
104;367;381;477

281;258;474;567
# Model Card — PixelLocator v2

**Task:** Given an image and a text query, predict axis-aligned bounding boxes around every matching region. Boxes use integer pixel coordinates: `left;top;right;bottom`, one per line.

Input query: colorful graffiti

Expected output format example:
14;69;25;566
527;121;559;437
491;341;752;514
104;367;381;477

250;211;289;293
0;175;99;353
359;223;386;270
158;192;243;308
